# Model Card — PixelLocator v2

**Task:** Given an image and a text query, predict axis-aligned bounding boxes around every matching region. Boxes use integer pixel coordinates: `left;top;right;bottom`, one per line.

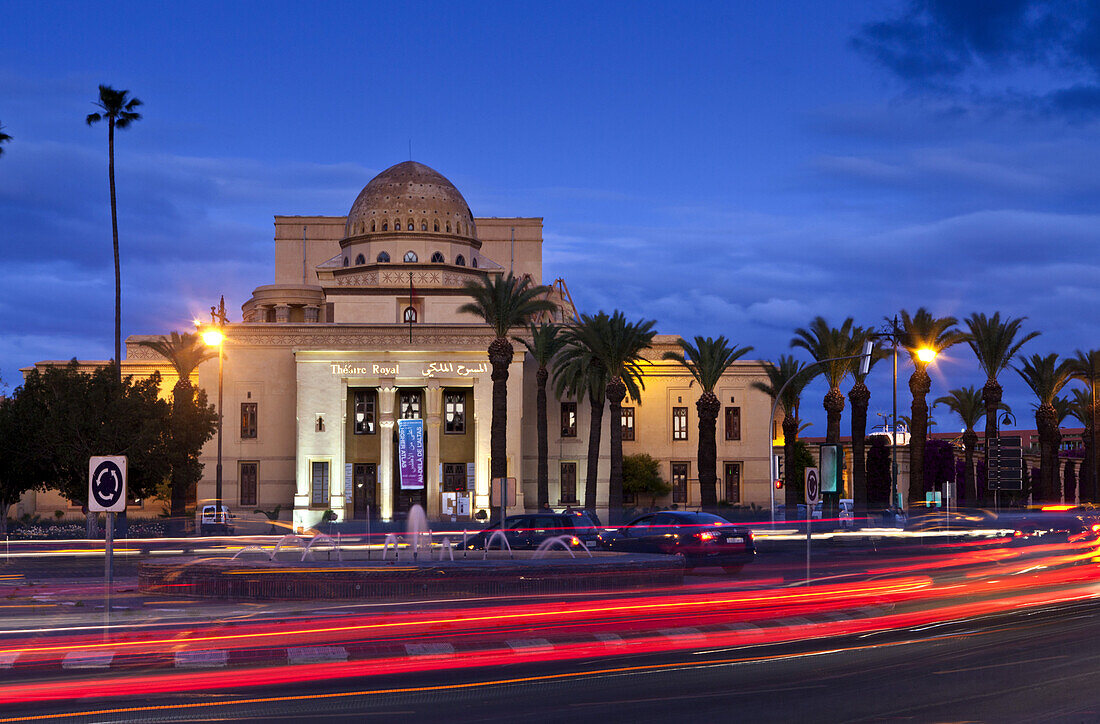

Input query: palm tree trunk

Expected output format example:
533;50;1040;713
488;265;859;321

109;118;121;385
849;381;870;515
824;388;845;444
696;392;720;510
585;388;604;513
488;337;512;482
1051;425;1063;502
963;430;978;504
783;414;799;521
908;368;931;508
606;376;627;524
1083;418;1095;504
1036;405;1056;502
982;378;1002;507
535;366;549;509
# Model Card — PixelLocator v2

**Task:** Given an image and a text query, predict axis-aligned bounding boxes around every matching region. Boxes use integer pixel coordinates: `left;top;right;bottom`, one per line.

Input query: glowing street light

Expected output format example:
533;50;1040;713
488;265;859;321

915;348;937;364
199;296;229;525
202;329;224;347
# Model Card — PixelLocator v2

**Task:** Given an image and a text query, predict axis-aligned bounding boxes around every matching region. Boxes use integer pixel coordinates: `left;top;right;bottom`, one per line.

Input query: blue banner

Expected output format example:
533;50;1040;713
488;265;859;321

397;418;425;490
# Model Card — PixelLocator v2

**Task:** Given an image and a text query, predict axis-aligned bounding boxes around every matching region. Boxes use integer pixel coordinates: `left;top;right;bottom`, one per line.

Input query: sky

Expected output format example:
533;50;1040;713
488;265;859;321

1;0;1098;435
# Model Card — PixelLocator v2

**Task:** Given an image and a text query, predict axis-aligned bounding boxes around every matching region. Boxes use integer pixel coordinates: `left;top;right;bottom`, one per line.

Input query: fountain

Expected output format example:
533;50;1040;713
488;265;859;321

301;534;341;562
482;530;514;560
406;504;432;560
438;537;454;561
533;535;594;559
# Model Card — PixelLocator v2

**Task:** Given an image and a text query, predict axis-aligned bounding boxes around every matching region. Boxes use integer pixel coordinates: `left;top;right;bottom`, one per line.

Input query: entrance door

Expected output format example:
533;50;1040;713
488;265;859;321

724;462;741;505
352;463;376;520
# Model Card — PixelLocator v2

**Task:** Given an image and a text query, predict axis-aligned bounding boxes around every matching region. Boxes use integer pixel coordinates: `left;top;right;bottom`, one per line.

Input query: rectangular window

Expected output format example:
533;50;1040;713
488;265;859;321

561;401;577;438
399;390;422;419
311;461;329;507
672;407;688;441
241;402;257;439
560;462;578;504
353;390;376;435
672;462;689;504
621;407;635;441
725;406;741;441
240;461;258;507
444;391;466;434
442;463;467;492
724;462;741;505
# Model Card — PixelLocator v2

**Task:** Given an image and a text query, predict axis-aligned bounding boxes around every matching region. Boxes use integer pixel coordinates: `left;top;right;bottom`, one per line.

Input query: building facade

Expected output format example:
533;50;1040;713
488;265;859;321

26;161;774;528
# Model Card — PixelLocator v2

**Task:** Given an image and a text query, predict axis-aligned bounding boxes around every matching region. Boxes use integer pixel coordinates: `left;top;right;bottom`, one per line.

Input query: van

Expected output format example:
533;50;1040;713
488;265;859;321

200;505;235;535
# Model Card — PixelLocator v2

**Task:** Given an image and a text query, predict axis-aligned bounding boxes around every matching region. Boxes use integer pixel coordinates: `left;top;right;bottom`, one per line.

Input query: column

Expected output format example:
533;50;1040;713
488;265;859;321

424;380;443;519
275;304;290;323
377;382;396;522
304;305;320;323
473;374;491;515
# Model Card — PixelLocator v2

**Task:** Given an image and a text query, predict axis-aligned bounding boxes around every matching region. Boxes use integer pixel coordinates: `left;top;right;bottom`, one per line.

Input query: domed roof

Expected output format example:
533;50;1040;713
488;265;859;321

344;161;477;240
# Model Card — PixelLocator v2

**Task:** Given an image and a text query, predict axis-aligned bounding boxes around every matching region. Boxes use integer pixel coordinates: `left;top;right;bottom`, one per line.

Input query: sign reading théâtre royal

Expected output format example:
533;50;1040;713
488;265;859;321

330;362;488;378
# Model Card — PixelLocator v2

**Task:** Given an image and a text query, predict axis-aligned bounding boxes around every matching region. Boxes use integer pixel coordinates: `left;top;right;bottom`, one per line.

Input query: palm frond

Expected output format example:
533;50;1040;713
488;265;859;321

662;335;753;392
898;307;966;366
1014;352;1075;406
459;272;555;338
790;316;861;389
964;312;1040;380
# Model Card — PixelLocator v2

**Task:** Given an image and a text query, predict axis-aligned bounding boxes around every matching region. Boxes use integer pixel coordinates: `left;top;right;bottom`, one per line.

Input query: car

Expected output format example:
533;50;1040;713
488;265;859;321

556;507;602;528
1008;511;1100;545
603;511;755;573
199;504;235;535
465;513;601;551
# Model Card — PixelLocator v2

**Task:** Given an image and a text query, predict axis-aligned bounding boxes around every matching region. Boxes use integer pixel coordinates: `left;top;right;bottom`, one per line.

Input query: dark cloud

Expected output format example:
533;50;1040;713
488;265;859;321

852;0;1100;117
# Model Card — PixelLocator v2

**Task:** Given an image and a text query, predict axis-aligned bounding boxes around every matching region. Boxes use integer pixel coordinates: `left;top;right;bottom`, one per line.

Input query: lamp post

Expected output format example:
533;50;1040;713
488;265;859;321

201;296;228;518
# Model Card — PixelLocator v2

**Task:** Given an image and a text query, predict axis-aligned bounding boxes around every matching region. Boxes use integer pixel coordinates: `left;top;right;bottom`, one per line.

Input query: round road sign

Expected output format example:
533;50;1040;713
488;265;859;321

91;459;125;511
805;468;820;505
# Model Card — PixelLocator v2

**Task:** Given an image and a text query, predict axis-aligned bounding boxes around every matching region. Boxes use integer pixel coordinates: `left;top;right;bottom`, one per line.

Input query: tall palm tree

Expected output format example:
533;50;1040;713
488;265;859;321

964;312;1040;499
0;122;11;157
1069;349;1100;502
597;312;656;521
663;336;754;510
848;329;884;514
1015;353;1074;503
459;273;555;485
752;355;811;520
554;312;610;513
514;322;565;510
137;332;216;523
898;308;966;507
791;317;861;444
934;386;990;504
87;85;142;384
1068;385;1096;503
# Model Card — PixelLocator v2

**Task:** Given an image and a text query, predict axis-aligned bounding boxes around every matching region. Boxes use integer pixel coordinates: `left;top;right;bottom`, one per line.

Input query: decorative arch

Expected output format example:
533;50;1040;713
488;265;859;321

455;254;466;266
434;219;440;232
394;218;402;231
371;221;376;232
471;257;478;268
431;251;445;263
355;253;365;265
407;221;414;231
421;220;428;231
377;251;390;263
404;250;418;263
343;256;349;267
403;306;417;323
446;222;451;233
382;221;389;231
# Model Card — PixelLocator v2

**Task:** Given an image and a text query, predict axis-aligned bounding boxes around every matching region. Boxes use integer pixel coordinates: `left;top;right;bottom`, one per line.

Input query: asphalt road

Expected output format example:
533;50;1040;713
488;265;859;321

6;597;1100;723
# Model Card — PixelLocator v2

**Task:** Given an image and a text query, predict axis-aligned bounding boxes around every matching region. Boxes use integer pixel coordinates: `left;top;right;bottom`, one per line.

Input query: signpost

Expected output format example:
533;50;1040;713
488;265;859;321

804;467;819;583
491;477;516;530
988;436;1023;509
89;456;126;623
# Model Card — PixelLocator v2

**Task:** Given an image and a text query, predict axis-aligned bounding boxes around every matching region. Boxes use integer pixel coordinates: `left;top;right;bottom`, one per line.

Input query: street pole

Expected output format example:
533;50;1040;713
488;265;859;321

216;339;223;517
892;319;899;514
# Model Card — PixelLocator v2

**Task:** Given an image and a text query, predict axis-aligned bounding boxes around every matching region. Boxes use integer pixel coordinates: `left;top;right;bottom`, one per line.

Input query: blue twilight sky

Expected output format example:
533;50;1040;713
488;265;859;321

1;0;1098;434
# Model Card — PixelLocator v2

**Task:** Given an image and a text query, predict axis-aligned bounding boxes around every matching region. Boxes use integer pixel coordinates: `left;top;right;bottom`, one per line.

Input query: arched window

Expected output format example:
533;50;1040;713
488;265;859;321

421;221;428;231
377;251;390;263
404;251;418;263
371;221;376;232
434;220;440;232
431;251;444;263
382;221;388;231
403;306;417;323
355;253;365;265
446;222;451;233
455;254;466;266
394;219;402;231
408;221;414;231
343;257;349;267
471;257;478;268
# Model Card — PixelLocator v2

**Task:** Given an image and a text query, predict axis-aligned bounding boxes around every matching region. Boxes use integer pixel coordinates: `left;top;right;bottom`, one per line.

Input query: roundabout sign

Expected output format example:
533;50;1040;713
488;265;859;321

89;456;127;512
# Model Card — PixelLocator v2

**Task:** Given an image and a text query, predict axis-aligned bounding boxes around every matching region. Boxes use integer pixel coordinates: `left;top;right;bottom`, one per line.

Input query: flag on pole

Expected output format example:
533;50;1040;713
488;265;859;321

408;272;415;342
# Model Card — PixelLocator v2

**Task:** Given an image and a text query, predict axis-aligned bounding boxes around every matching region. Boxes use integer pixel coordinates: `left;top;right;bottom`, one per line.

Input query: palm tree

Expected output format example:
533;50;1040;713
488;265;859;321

554;313;610;513
898;308;966;507
87;85;142;384
137;332;215;523
663;336;754;510
934;386;990;504
514;322;565;510
964;313;1040;499
0;122;11;157
1015;353;1074;503
752;355;811;520
1069;349;1100;502
791;317;861;444
597;312;656;521
459;273;555;485
1068;385;1096;503
848;329;883;514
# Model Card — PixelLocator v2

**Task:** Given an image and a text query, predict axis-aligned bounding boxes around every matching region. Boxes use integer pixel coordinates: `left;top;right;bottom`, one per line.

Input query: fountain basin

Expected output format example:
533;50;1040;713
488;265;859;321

138;551;684;601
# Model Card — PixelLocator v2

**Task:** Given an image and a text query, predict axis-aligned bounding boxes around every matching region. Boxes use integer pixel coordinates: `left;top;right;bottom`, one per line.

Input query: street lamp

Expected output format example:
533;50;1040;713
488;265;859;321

200;296;228;519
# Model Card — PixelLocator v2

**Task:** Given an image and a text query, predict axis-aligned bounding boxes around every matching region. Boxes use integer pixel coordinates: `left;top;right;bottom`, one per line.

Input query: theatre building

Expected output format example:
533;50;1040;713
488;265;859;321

25;161;775;529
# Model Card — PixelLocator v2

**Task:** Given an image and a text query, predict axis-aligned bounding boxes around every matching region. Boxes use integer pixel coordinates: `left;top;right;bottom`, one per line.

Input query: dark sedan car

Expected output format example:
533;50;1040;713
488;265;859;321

604;511;755;573
465;513;601;551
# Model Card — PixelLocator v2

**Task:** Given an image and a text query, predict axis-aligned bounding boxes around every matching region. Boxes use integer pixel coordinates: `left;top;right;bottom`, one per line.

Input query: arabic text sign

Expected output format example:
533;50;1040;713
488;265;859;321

329;361;489;378
398;419;425;490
